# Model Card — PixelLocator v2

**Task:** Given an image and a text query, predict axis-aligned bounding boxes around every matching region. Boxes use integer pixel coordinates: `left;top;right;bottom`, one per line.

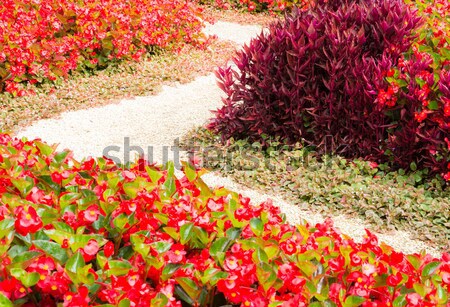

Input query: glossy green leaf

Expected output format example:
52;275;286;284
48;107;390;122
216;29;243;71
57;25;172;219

250;218;264;236
256;262;277;294
200;268;228;286
343;295;365;307
106;260;133;277
145;166;163;184
421;261;440;278
11;178;34;196
175;277;201;302
161;263;182;281
0;293;13;307
0;218;14;239
210;237;232;257
33;240;68;264
11;251;42;268
10;268;40;287
35;141;53;156
65;252;85;273
150;241;172;254
180;222;194;245
182;161;197;182
392;294;407;307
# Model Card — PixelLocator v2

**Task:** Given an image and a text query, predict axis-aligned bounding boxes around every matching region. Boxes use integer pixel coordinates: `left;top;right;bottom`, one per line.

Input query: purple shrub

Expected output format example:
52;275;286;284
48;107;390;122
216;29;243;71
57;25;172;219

209;0;421;162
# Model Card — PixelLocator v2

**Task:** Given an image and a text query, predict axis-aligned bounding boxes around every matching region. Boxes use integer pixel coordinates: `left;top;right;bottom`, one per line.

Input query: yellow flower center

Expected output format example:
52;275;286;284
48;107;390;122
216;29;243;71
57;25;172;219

231;293;237;297
175;250;181;255
357;277;363;283
66;295;72;301
43;265;49;270
25;213;32;220
244;301;251;306
40;274;46;280
51;285;57;291
89;210;96;216
19;287;26;293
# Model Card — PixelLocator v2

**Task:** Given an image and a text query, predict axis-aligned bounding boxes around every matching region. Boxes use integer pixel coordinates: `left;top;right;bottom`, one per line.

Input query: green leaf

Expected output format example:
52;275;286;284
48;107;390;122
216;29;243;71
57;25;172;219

118;299;131;307
436;285;448;304
130;234;150;258
33;240;68;264
175;277;201;302
53;150;70;164
256;262;277;294
59;193;80;210
35;141;53;156
252;247;269;263
163;177;176;197
161;263;182;281
392;294;407;307
10;268;40;287
11;178;34;196
297;261;318;278
150;241;172;254
0;218;14;239
250;218;264;236
151;293;169;307
0;293;13;307
106;260;133;277
210;237;232;257
123;181;140;199
413;283;426;297
165;161;175;178
65;252;85;273
113;213;133;232
146;166;163;183
407;255;420;270
174;284;195;305
11;251;42;268
421;261;440;278
162;227;180;241
182;161;197;182
264;245;279;260
180;222;194;245
226;227;242;240
343;295;365;307
427;100;439;110
200;268;228;286
38;175;61;194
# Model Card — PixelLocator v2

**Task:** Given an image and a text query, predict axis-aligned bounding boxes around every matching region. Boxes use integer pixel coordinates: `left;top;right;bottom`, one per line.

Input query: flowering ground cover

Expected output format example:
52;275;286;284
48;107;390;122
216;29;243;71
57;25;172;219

0;134;449;306
0;0;207;96
181;127;450;250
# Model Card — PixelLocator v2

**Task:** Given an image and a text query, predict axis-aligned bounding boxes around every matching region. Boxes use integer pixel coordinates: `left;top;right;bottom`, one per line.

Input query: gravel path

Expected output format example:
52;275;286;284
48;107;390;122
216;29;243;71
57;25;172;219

17;22;440;257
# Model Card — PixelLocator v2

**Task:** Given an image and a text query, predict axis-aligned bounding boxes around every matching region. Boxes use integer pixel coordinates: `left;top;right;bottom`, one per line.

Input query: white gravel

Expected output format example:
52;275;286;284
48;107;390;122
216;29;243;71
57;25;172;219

16;22;441;257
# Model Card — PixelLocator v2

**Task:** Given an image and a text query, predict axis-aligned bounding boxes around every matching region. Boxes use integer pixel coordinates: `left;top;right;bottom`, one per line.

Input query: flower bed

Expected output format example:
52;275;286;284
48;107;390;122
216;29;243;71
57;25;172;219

0;134;448;306
0;0;206;96
198;0;309;12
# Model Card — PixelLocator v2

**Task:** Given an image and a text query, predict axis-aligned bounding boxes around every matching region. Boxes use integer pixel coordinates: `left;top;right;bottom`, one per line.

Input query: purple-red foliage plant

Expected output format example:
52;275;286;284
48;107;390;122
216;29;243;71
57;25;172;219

209;0;422;168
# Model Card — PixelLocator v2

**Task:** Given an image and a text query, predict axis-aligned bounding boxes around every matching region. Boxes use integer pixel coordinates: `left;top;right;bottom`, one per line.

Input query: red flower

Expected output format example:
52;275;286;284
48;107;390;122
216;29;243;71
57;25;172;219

104;241;115;257
63;286;90;307
14;206;43;236
387;271;403;287
82;205;100;223
166;244;186;263
80;239;99;262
